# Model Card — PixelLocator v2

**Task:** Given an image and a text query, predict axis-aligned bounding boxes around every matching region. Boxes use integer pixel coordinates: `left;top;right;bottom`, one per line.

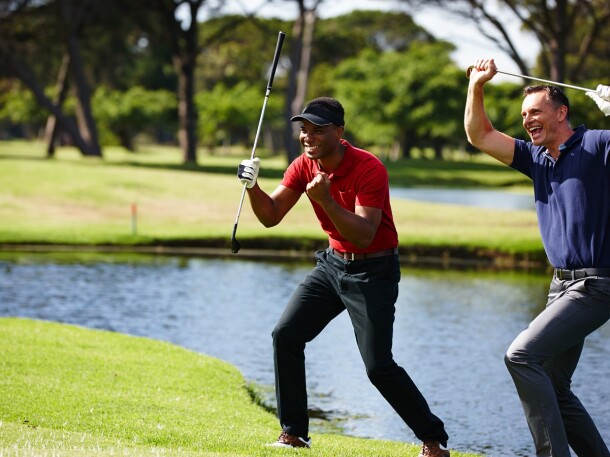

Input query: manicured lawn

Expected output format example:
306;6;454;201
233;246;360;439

0;140;543;262
0;317;481;457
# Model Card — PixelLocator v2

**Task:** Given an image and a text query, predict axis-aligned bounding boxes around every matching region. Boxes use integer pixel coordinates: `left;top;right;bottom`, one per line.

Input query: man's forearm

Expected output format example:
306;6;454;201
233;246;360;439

318;200;379;249
246;185;281;228
464;81;494;147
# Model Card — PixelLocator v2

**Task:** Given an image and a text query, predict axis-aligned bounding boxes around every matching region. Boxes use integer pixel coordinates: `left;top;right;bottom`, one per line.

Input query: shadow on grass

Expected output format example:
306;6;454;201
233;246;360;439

0;151;530;188
111;160;287;180
246;381;354;435
111;157;530;188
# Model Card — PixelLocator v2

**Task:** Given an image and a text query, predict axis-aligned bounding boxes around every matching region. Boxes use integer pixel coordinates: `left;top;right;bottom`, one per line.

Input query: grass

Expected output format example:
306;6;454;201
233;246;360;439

0;142;524;456
0;317;481;457
0;140;544;264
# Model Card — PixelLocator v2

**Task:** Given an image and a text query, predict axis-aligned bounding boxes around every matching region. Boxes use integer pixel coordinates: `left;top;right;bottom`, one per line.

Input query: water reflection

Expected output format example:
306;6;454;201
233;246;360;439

391;187;535;211
1;252;608;457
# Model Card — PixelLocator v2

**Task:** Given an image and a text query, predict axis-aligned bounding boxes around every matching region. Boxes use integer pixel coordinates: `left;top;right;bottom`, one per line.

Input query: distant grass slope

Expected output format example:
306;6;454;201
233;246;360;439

0;318;480;457
0;140;544;265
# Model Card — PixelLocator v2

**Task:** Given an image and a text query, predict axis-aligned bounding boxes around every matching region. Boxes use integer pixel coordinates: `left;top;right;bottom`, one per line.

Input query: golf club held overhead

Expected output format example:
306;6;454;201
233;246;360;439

231;31;286;254
466;65;594;93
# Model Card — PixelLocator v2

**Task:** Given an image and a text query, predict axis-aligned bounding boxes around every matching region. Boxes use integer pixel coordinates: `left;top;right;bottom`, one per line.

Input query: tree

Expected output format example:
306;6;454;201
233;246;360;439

93;86;177;150
195;81;283;153
0;0;103;156
57;0;100;156
330;42;464;159
134;0;205;164
401;0;610;83
43;53;70;157
195;15;289;155
282;0;324;163
130;1;254;164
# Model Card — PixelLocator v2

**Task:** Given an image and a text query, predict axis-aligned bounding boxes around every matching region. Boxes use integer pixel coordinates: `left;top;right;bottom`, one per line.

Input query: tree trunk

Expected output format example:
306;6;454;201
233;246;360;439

174;54;198;164
8;56;95;155
172;0;201;165
400;133;414;159
547;0;567;82
433;141;444;160
59;0;101;157
284;4;319;164
44;53;71;158
283;4;305;164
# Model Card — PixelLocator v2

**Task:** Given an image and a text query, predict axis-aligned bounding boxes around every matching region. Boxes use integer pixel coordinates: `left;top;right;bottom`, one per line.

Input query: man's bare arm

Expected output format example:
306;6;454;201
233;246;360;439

464;59;516;165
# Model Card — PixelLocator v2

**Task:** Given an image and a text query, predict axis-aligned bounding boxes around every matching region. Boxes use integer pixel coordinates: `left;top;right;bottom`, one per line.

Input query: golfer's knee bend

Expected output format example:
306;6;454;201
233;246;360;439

365;358;400;384
272;324;288;346
272;324;304;351
504;344;530;370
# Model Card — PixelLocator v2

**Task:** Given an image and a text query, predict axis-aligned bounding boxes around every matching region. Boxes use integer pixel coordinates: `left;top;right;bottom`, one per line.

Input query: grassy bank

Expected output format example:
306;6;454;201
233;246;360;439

0;317;481;457
0;140;545;267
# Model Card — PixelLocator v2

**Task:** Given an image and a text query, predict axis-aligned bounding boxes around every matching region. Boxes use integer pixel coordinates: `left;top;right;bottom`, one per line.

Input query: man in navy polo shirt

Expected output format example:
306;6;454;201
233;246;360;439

465;58;610;457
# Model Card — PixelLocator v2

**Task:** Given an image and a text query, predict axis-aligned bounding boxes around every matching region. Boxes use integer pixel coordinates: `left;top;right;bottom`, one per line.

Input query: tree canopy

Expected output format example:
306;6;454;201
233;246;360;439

1;1;608;162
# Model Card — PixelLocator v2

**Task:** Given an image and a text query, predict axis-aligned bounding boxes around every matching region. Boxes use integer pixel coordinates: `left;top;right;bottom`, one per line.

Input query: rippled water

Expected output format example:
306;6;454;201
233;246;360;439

391;187;535;211
1;252;608;456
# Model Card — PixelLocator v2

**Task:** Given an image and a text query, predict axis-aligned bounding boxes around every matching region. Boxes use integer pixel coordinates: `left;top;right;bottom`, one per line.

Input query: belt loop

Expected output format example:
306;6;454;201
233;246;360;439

350;252;355;261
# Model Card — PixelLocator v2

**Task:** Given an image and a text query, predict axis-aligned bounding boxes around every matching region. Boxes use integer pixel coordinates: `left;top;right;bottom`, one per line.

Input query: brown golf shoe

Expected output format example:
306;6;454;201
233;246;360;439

267;431;311;448
418;441;450;457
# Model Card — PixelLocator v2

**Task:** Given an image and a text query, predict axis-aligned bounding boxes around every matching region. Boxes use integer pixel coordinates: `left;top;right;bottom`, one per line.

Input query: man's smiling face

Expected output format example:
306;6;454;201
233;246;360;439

521;91;566;147
299;120;343;160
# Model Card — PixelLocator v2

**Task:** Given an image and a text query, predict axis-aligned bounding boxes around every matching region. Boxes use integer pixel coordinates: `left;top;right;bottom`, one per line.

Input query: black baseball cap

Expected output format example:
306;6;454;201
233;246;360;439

290;97;345;126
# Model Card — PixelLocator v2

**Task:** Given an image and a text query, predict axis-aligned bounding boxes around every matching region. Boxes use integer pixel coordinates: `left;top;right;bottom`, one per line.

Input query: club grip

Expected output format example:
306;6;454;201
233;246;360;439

267;31;286;91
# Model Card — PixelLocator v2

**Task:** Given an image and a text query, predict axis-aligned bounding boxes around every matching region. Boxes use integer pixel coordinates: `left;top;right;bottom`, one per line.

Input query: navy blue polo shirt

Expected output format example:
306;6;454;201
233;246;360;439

511;125;610;269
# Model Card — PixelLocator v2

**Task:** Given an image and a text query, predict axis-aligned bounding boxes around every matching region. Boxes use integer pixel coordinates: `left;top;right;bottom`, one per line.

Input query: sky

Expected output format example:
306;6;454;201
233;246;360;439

194;0;540;83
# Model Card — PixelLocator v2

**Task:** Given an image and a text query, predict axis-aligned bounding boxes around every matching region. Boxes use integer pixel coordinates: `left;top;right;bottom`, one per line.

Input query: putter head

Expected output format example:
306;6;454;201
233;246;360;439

231;237;241;254
231;223;241;254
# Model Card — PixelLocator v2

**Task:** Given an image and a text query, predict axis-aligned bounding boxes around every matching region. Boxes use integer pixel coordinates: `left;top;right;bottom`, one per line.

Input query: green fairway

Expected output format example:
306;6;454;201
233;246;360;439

0;317;481;457
0;140;544;265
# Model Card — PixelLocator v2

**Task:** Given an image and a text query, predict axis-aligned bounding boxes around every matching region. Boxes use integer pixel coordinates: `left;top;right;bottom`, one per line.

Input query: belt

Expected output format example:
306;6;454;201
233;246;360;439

554;268;610;280
329;247;398;261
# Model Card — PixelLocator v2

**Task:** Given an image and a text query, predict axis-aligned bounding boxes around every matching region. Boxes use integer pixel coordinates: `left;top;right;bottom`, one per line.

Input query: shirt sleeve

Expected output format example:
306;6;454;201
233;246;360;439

510;139;534;180
281;156;308;194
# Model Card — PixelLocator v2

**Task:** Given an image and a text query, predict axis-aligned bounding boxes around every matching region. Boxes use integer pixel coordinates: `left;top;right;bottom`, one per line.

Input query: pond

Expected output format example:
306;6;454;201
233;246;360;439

1;251;608;457
391;188;535;211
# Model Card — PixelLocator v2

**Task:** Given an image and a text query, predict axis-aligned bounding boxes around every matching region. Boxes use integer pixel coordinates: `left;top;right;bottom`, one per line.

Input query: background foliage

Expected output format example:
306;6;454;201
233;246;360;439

0;1;608;163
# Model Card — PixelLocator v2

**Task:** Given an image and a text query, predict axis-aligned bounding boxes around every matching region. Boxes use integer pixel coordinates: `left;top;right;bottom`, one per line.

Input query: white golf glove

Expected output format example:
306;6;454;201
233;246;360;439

586;84;610;116
237;157;260;188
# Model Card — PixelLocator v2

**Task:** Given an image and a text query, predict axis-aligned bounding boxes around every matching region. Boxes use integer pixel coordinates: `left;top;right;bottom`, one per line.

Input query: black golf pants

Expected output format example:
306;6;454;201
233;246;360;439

271;248;449;446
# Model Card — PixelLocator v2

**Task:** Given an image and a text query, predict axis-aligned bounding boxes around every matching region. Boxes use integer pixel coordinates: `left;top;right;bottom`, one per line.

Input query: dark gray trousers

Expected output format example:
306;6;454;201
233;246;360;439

272;248;448;446
505;275;610;457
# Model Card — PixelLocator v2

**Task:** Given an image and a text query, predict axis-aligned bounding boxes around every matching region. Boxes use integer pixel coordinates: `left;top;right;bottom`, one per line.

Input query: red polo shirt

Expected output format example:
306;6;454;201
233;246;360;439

281;140;398;253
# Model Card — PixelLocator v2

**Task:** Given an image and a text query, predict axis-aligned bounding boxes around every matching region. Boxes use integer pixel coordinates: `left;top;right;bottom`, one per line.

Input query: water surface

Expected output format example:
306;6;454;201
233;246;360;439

391;187;535;211
1;252;608;457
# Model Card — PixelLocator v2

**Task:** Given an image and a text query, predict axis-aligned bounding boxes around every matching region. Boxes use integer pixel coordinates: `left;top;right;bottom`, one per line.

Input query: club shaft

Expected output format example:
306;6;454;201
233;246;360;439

233;183;248;225
231;31;285;253
249;93;270;160
249;31;285;161
466;65;595;92
497;70;594;92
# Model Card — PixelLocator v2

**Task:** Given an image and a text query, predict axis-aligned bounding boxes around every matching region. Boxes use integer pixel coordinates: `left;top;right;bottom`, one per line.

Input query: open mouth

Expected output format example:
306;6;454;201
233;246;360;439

304;145;320;153
528;126;542;140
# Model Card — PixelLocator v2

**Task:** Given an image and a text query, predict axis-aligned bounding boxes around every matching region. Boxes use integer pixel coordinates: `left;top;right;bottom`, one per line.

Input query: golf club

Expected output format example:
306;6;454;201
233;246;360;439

231;30;286;254
466;65;595;92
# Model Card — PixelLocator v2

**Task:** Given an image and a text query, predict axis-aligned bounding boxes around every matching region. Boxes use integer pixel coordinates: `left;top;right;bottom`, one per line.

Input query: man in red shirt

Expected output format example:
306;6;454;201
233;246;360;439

237;97;449;457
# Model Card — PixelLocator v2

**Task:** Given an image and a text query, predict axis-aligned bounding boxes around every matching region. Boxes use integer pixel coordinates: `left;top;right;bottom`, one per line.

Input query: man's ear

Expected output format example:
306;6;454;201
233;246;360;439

557;105;569;122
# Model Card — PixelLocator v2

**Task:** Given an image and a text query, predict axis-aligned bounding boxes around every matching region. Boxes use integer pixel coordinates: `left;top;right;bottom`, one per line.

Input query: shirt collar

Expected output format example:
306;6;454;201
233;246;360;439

328;139;353;178
559;124;587;153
